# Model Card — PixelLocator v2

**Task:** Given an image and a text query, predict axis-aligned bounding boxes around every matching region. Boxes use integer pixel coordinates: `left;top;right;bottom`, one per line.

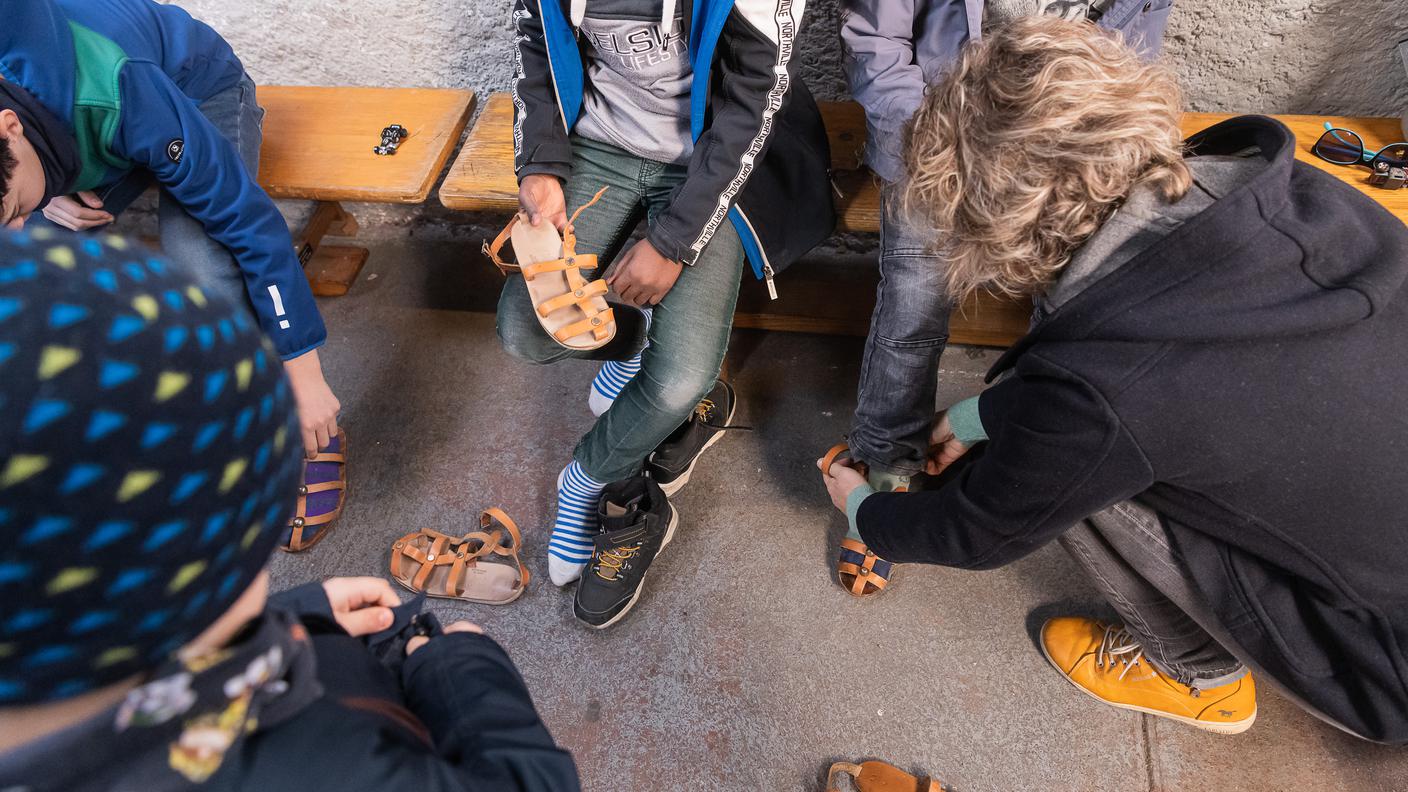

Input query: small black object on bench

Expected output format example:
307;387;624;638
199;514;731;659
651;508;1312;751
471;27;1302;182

374;124;410;156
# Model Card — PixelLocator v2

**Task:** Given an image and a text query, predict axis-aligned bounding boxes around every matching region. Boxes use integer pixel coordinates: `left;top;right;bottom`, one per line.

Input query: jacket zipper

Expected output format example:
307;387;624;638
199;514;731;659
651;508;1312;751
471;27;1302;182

538;0;571;133
734;206;780;300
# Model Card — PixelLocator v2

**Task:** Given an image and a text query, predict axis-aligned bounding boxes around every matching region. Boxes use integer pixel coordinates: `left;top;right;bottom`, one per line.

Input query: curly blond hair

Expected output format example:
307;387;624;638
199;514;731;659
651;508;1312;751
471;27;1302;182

900;16;1191;301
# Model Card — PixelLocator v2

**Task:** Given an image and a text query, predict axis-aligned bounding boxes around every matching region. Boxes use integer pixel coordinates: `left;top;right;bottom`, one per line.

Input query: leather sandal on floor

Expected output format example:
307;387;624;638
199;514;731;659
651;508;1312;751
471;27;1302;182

822;442;897;598
282;429;348;552
827;761;950;792
484;186;616;351
389;508;531;605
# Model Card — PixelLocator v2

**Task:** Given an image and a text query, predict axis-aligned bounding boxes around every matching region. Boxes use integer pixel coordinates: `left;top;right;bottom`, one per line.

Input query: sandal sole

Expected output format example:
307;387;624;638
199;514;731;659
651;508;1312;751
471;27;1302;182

512;213;615;351
391;573;525;607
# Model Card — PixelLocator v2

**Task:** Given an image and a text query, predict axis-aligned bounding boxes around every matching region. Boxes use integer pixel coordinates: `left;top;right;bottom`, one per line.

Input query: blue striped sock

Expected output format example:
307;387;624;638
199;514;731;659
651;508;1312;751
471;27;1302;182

589;307;652;416
547;460;608;583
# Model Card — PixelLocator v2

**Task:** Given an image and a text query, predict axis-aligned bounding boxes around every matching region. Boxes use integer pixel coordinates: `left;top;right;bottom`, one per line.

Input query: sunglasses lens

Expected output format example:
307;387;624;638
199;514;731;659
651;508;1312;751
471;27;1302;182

1314;128;1363;165
1371;144;1408;169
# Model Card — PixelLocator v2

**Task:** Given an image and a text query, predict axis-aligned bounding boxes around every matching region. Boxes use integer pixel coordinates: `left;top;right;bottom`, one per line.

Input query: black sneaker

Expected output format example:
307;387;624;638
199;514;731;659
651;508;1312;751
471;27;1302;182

646;379;744;496
574;476;677;629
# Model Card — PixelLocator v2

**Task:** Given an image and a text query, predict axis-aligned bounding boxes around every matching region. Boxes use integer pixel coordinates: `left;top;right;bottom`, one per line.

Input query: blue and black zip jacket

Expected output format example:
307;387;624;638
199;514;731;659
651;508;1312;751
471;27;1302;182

512;0;836;294
0;0;325;360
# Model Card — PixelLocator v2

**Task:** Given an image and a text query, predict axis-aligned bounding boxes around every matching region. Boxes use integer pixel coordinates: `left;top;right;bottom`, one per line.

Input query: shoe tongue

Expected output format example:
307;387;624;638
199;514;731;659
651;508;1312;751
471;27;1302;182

600;494;647;533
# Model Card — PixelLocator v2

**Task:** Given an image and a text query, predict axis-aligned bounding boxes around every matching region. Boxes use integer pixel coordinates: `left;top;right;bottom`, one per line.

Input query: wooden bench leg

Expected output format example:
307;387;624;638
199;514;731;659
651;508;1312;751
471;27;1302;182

295;200;369;297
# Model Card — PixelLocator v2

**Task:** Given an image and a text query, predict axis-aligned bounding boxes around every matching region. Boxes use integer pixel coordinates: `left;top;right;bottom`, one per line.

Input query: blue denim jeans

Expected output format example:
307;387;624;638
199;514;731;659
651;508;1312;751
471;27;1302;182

497;135;745;483
37;75;266;313
848;184;952;477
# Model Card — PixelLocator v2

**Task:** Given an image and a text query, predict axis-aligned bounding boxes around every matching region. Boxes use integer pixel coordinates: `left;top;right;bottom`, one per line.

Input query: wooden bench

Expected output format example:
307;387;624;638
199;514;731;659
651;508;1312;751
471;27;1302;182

439;95;1408;347
257;85;476;295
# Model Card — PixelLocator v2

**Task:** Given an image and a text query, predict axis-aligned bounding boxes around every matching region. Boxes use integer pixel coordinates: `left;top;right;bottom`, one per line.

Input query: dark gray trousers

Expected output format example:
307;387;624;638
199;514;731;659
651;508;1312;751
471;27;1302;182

1059;499;1247;688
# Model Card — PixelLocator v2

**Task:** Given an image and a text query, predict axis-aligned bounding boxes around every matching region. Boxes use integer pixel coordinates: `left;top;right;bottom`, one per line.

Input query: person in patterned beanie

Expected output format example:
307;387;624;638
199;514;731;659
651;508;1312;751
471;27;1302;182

0;228;579;791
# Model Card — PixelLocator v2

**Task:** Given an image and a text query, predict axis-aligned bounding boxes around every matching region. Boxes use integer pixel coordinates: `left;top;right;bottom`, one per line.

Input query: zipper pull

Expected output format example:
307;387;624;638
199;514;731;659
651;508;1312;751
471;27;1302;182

763;263;778;301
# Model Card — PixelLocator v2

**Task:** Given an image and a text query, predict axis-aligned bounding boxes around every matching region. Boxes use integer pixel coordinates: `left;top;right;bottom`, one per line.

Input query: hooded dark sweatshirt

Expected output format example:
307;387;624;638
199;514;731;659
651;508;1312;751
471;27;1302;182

856;116;1408;743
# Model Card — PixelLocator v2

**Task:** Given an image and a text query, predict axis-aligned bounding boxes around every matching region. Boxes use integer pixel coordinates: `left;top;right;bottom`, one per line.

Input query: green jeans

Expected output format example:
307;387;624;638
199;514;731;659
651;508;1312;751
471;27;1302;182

496;135;745;483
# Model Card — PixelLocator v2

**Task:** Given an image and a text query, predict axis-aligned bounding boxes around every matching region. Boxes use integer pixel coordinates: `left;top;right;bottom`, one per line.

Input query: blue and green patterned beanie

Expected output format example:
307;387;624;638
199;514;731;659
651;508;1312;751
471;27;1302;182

0;228;302;705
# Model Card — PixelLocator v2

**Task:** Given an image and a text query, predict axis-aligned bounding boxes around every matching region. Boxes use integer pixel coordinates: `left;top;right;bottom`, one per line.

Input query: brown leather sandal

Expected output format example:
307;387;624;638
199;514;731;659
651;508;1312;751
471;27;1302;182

483;186;616;351
282;429;348;553
388;508;530;605
822;442;899;598
827;761;949;792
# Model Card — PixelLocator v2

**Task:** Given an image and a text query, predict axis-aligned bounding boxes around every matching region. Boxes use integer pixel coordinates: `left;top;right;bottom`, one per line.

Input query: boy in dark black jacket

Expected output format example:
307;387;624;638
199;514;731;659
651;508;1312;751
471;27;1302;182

820;17;1408;742
0;229;580;790
507;0;834;603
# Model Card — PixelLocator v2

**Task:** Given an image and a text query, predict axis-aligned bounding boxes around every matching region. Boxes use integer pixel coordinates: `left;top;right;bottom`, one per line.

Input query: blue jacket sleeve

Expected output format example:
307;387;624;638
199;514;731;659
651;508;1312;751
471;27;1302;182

113;63;326;360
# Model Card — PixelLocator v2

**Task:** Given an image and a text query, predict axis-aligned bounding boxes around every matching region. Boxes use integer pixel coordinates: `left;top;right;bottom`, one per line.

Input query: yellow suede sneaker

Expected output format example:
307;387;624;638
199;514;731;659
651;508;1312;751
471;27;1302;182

1040;617;1257;734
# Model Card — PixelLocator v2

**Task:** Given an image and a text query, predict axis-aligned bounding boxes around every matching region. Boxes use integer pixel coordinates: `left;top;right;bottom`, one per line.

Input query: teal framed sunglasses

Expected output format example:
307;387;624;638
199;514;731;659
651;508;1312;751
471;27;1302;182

1312;122;1408;173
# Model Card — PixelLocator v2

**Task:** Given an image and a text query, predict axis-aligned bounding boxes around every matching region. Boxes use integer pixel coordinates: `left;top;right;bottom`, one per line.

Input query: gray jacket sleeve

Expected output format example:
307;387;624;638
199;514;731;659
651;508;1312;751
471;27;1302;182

840;0;927;184
646;0;809;266
512;0;572;183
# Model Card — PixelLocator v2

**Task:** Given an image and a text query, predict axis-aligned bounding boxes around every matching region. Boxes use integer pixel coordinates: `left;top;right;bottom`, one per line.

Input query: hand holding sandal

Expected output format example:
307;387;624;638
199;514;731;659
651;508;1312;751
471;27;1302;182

822;442;900;598
484;187;617;351
283;429;349;552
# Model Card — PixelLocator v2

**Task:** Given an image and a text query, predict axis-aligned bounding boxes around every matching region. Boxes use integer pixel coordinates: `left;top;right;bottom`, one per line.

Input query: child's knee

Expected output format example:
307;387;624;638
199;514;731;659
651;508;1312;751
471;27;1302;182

655;370;716;415
496;318;556;364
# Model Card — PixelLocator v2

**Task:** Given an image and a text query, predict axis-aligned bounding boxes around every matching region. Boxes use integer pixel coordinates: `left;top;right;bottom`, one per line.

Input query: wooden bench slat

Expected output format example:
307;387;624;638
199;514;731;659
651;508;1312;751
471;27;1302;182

1185;112;1408;218
259;86;476;204
437;93;521;213
820;100;868;171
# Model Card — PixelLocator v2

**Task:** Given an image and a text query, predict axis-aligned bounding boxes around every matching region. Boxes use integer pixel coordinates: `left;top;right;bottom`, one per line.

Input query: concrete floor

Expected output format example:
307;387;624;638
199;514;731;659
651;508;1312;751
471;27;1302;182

269;240;1408;792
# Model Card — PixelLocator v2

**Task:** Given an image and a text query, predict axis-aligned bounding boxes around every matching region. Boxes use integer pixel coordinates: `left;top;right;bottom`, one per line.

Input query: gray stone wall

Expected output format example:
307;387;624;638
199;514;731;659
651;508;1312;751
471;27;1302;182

181;0;1407;112
155;0;1408;239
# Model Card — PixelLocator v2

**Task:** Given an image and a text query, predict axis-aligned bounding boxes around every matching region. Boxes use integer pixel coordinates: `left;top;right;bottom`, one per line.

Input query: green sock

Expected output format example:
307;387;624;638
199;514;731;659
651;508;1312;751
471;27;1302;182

868;469;912;493
845;469;910;542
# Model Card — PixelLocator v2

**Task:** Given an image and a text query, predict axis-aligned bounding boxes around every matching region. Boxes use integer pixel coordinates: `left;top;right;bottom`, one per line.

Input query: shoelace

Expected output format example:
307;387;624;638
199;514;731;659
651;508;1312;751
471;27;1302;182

694;398;753;432
1095;624;1150;682
593;542;642;581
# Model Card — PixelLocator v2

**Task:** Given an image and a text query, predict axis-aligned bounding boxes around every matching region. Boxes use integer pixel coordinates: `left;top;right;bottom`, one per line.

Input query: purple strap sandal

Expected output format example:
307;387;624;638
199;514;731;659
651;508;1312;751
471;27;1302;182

282;429;348;552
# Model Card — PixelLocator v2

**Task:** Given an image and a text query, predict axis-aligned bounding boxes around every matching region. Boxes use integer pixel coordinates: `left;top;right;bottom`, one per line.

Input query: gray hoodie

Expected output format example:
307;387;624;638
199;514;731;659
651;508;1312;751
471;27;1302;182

569;0;695;164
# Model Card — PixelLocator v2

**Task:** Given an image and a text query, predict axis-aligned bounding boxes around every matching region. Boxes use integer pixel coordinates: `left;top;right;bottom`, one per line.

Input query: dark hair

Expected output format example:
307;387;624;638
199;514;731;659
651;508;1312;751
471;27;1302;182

0;135;14;205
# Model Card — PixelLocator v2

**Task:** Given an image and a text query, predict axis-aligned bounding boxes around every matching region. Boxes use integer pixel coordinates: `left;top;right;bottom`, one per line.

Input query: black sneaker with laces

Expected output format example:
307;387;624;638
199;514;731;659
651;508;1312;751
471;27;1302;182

573;476;677;629
646;379;743;496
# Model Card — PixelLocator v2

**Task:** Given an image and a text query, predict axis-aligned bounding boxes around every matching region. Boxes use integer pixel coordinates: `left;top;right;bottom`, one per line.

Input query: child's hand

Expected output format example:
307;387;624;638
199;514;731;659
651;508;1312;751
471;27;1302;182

406;621;485;656
283;350;341;457
817;455;868;513
607;239;682;306
518;174;568;230
42;191;114;230
321;577;399;637
925;411;969;475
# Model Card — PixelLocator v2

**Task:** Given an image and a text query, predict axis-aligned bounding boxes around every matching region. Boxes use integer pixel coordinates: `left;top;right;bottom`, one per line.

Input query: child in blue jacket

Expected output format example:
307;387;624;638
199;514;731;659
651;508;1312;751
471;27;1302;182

0;0;341;463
